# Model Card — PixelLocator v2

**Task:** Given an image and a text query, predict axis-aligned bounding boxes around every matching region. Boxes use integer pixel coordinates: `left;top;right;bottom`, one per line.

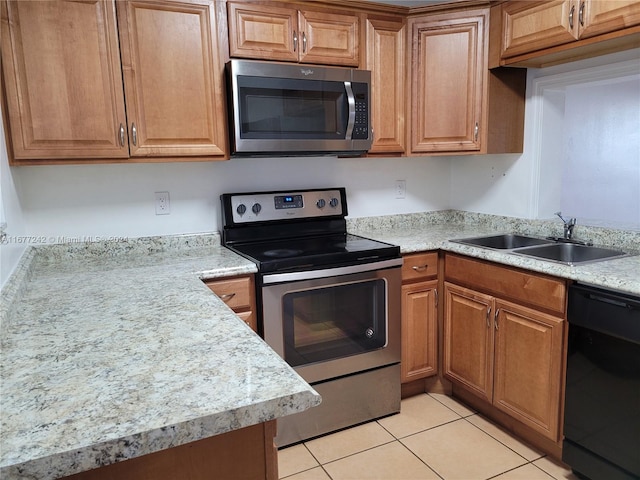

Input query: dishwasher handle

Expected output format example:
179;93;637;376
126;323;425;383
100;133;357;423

568;284;640;344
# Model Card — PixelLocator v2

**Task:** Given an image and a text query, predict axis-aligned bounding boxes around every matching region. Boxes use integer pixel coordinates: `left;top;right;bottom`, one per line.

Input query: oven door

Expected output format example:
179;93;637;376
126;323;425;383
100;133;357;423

261;259;401;384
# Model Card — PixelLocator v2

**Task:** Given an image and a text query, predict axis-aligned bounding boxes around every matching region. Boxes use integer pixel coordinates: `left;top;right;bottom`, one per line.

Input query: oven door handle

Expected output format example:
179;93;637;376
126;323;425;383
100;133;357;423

261;258;403;285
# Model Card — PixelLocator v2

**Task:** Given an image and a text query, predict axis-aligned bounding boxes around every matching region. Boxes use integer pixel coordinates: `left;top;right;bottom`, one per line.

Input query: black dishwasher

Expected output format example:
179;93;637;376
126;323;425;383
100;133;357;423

563;283;640;480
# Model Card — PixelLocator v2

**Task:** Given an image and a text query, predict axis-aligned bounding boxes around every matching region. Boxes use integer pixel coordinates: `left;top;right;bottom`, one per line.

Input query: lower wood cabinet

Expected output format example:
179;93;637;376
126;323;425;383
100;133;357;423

63;421;277;480
204;274;257;332
443;254;567;445
401;252;438;383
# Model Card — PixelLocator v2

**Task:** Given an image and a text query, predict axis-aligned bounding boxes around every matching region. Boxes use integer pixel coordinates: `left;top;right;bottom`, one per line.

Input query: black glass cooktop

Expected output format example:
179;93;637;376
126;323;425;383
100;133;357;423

227;233;400;273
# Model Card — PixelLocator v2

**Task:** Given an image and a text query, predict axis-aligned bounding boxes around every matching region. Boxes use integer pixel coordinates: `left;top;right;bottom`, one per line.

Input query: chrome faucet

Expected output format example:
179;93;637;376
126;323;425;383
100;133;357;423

555;211;576;240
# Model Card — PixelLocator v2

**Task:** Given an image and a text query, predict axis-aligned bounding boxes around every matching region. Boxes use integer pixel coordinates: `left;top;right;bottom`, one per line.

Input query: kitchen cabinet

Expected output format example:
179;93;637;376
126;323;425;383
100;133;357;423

496;0;640;67
227;1;359;66
401;252;438;383
408;8;526;155
1;0;228;164
62;421;277;480
443;254;566;444
364;15;406;155
204;274;257;331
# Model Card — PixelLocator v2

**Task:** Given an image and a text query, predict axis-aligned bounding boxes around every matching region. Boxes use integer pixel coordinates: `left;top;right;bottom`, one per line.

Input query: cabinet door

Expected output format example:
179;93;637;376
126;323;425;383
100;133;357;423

116;0;227;158
501;1;578;59
227;2;298;62
401;280;437;383
365;17;406;154
409;11;485;153
1;0;128;160
299;10;359;66
579;0;640;40
443;282;494;403
493;300;565;441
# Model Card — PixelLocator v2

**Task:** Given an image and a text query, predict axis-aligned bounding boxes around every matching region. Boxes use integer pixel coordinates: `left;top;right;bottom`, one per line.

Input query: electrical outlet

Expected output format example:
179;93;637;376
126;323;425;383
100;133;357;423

155;191;170;215
395;180;406;199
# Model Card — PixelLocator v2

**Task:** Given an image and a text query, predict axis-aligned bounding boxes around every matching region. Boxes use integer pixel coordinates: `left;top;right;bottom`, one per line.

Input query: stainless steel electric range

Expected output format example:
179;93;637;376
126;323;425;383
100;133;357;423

221;187;402;447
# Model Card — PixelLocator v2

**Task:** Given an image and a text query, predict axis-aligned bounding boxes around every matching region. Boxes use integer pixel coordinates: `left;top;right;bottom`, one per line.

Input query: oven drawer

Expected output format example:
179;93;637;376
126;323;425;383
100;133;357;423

402;252;438;281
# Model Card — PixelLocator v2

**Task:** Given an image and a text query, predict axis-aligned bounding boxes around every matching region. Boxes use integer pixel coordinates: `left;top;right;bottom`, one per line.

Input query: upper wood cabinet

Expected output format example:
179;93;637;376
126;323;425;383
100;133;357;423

364;15;406;155
117;0;227;158
408;8;526;155
1;0;228;163
227;1;359;66
496;0;640;67
1;0;128;160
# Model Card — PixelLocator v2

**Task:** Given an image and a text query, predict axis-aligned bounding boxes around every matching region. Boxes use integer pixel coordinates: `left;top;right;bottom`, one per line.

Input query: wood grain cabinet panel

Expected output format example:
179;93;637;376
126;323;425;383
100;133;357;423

401;252;439;384
116;0;227;158
1;0;128;160
365;16;406;154
1;0;228;163
499;0;640;65
205;275;257;331
493;300;564;441
408;8;526;155
443;253;567;443
443;282;494;402
227;1;359;66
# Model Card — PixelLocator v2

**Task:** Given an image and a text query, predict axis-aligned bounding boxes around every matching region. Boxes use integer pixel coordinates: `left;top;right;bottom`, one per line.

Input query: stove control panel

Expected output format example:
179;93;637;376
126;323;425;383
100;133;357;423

224;188;346;224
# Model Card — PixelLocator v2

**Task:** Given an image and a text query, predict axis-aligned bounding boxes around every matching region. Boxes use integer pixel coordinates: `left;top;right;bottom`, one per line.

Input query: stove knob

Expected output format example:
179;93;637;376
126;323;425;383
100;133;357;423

329;197;339;208
316;199;326;209
251;203;262;214
236;203;247;216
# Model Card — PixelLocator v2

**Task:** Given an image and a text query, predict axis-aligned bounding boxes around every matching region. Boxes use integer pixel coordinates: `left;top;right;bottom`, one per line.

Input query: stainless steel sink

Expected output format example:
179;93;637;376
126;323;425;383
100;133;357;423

514;243;628;265
451;234;554;250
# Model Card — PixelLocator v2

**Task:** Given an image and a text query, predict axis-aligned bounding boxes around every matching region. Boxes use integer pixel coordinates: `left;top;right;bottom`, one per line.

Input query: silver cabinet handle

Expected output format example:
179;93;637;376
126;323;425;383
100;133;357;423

293;30;298;52
579;1;585;27
302;31;307;53
474;122;479;142
344;81;355;140
119;123;125;146
220;293;236;302
494;308;500;330
486;306;492;328
412;265;428;272
131;123;137;146
569;4;575;30
434;288;439;308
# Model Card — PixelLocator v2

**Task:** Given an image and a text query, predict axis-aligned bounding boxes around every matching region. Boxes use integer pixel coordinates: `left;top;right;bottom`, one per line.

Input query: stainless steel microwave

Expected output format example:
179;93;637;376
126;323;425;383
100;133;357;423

226;59;372;156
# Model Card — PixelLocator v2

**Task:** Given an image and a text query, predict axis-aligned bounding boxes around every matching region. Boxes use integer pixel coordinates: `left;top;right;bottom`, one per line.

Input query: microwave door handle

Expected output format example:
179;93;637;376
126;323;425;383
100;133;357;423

344;81;355;140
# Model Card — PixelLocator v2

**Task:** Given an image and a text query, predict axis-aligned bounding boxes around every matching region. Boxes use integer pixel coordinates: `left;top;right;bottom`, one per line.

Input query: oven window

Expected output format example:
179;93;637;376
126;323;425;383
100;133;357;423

282;279;386;367
237;76;348;139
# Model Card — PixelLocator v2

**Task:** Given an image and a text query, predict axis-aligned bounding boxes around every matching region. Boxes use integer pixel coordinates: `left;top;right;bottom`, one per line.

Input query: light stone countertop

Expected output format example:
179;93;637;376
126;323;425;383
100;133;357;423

1;212;638;479
0;234;320;480
347;211;640;296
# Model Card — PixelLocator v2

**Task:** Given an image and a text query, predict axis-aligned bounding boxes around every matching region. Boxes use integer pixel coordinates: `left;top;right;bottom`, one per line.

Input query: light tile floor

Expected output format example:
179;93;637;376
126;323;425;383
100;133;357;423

278;393;580;480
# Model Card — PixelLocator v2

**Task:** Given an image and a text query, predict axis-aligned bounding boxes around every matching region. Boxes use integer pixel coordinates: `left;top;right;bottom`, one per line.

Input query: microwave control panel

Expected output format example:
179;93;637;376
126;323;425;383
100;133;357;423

352;82;369;140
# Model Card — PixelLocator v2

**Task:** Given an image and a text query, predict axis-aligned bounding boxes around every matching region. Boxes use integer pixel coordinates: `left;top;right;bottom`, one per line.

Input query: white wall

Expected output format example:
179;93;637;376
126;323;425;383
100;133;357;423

8;155;450;239
450;49;640;223
0;110;27;287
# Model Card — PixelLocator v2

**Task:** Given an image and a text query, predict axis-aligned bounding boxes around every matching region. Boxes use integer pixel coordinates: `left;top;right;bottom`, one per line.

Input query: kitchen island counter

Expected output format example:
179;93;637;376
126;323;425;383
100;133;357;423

0;234;320;479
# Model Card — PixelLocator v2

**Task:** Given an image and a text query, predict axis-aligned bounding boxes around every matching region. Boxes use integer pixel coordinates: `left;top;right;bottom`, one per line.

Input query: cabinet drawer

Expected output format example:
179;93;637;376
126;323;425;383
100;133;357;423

444;253;566;315
402;252;438;281
205;276;253;310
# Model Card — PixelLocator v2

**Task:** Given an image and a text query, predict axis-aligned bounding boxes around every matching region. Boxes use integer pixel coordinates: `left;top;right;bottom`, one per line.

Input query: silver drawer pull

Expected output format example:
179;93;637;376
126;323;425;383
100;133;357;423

220;293;236;302
412;265;428;272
